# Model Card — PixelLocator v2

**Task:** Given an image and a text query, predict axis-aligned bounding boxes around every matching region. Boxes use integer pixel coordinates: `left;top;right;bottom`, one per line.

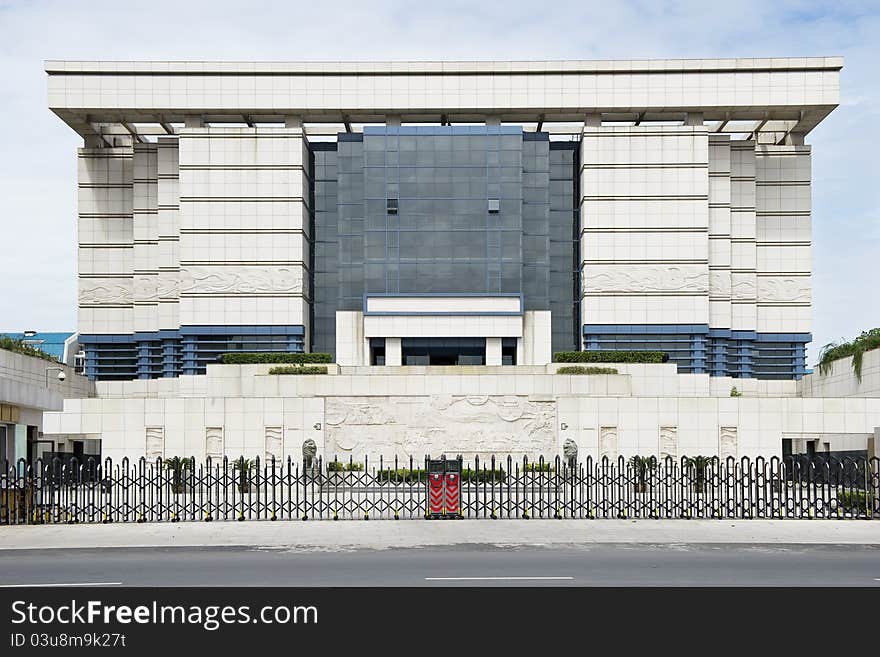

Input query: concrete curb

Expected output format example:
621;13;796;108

2;520;879;551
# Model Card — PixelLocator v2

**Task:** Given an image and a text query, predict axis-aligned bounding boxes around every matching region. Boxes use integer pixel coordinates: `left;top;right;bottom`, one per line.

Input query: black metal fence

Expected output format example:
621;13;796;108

1;455;878;524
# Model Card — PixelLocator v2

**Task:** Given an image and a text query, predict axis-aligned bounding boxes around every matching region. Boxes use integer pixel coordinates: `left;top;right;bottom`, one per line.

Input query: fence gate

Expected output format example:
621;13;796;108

427;458;444;518
426;455;461;519
1;454;878;524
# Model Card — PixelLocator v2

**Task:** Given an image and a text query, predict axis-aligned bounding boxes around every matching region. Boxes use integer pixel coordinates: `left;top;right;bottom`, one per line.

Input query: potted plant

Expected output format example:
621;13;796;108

683;455;714;494
163;456;191;495
233;458;255;494
629;455;657;493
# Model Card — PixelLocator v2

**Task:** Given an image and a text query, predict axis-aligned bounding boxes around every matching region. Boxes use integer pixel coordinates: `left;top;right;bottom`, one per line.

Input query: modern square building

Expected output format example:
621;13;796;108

50;58;834;381
41;57;880;465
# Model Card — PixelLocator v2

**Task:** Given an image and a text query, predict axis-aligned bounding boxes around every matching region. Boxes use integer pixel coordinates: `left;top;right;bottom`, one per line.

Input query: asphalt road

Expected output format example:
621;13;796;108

1;543;879;587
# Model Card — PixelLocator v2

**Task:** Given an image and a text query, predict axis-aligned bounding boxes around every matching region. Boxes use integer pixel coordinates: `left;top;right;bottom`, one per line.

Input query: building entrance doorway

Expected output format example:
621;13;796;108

401;338;485;366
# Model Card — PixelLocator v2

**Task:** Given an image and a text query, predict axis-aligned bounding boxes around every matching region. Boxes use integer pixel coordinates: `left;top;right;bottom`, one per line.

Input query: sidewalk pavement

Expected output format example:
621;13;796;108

2;520;879;551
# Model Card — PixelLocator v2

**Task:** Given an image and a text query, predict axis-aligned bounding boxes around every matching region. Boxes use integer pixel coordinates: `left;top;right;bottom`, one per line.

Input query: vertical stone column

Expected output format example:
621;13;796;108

77;145;135;377
77;146;135;335
579;124;710;367
708;136;733;374
156;137;181;334
730;141;758;376
385;338;402;366
485;338;503;366
132;144;160;377
754;143;812;371
133;144;159;332
177;126;311;366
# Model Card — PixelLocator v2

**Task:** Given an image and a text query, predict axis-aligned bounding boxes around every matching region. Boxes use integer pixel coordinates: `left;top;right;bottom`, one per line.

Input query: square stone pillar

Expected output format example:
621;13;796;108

386;338;402;366
486;338;503;366
13;423;27;467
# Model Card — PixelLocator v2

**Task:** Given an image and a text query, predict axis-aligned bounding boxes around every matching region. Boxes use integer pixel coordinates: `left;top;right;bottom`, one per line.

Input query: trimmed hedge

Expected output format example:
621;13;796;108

553;351;667;364
556;366;618;375
462;467;507;483
268;365;328;375
375;468;426;484
327;460;364;472
221;352;332;365
374;467;507;484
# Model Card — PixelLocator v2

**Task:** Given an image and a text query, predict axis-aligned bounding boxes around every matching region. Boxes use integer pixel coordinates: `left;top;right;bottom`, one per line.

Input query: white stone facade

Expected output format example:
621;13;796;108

579;127;811;336
78;128;310;339
40;360;880;463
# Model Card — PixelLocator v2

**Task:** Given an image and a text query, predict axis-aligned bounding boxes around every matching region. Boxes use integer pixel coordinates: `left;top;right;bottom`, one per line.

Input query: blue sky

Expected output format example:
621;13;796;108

0;0;877;364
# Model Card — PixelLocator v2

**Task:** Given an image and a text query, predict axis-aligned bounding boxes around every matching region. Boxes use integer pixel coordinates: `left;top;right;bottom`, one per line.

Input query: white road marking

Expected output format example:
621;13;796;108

0;582;122;588
425;576;573;581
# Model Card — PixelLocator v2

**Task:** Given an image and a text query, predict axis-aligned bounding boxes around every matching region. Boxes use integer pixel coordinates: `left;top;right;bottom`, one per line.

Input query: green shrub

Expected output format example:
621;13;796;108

556;365;618;375
268;365;328;375
327;460;364;472
164;456;193;494
836;489;874;509
522;462;553;473
221;352;332;365
375;468;426;484
817;328;880;382
730;386;742;397
375;466;509;483
163;455;192;468
462;467;507;482
628;455;658;472
0;336;59;362
553;351;667;364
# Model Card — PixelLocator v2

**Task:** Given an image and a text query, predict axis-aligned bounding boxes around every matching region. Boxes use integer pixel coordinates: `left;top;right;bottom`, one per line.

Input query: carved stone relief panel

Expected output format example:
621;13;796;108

79;279;133;306
757;277;811;303
584;266;708;294
731;274;757;300
205;427;224;461
133;275;159;302
709;271;731;298
145;427;165;462
660;426;678;460
324;395;557;459
719;427;738;461
599;426;618;461
265;426;283;463
179;267;304;296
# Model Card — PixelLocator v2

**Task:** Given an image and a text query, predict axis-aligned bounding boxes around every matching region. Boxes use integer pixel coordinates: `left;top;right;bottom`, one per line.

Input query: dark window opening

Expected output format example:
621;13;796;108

781;438;793;458
386;198;398;214
369;338;386;365
402;338;485;366
501;338;517;365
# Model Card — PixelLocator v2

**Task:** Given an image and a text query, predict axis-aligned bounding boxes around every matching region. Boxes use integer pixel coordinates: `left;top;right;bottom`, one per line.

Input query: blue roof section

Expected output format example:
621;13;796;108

1;332;73;361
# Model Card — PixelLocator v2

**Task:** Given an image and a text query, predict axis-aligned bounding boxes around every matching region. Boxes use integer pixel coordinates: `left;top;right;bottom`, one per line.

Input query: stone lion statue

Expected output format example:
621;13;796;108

563;438;578;466
302;439;317;469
